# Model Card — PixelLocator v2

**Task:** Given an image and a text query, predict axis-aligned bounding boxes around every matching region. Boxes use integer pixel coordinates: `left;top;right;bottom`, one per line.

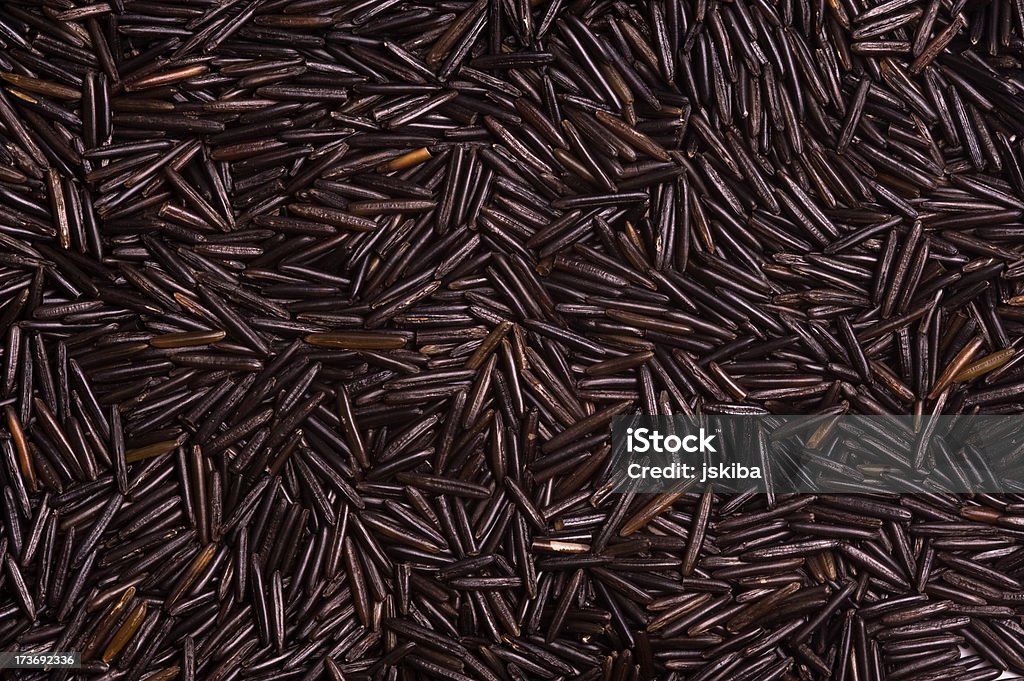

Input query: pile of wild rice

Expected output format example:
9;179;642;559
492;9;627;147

1;0;1024;679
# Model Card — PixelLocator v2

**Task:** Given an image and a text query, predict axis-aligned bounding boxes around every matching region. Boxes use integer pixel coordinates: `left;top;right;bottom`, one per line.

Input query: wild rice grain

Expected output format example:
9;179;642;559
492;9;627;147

1;0;1023;679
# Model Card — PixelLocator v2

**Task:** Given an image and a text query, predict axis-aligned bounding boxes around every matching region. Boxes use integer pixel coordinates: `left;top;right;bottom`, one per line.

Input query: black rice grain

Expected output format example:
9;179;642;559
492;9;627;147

2;0;1024;679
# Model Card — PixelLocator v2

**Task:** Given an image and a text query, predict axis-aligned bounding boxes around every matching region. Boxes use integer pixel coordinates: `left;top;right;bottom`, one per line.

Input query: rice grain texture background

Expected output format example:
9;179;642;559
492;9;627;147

1;0;1024;679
